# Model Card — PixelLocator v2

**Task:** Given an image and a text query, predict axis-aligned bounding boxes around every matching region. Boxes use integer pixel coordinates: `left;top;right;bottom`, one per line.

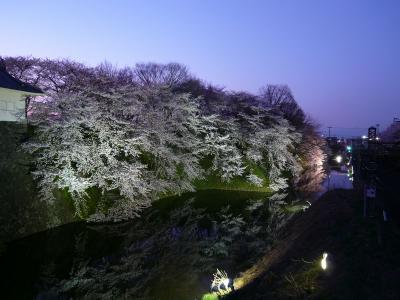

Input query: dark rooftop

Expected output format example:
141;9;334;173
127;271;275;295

0;61;43;95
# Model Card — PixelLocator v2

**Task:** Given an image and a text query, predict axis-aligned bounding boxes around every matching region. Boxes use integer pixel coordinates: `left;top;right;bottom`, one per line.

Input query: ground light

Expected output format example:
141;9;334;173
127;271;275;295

202;269;234;299
321;253;328;270
335;155;343;164
201;294;218;300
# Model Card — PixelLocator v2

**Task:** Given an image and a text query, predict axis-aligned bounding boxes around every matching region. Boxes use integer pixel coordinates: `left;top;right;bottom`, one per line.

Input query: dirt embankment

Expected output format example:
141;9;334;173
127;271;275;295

228;189;400;300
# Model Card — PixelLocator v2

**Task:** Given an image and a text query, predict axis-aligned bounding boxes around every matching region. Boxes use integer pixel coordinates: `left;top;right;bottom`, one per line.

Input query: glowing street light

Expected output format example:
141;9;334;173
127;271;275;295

335;155;343;164
321;252;328;270
361;135;367;139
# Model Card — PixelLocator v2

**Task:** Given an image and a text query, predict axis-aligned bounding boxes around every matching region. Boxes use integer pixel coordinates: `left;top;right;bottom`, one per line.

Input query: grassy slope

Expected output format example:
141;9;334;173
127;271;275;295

193;160;271;193
227;189;400;300
156;159;272;202
0;123;75;242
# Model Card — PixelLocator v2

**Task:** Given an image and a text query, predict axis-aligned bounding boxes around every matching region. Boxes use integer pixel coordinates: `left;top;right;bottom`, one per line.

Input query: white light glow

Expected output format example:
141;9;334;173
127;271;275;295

362;135;367;139
321;252;328;270
335;155;343;163
223;278;230;288
211;269;233;295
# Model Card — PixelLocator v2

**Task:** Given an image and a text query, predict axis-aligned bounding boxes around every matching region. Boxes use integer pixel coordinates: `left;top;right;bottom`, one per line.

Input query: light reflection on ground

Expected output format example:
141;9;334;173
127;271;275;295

318;169;353;197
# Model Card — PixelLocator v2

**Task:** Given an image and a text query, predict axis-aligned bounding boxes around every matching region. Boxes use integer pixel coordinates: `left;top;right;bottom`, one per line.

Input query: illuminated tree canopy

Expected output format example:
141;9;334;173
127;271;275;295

2;57;327;221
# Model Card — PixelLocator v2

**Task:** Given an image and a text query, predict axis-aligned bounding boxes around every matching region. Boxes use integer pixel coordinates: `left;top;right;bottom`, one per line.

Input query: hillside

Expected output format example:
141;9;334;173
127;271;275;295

226;189;400;299
0;57;326;227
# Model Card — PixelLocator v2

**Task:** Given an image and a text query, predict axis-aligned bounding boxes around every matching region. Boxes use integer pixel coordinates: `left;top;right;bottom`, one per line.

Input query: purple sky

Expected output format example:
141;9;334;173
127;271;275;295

1;0;399;136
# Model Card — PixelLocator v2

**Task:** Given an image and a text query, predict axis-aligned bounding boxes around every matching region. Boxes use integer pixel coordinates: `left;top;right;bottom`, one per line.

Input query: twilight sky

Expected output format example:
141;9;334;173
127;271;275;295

1;0;399;136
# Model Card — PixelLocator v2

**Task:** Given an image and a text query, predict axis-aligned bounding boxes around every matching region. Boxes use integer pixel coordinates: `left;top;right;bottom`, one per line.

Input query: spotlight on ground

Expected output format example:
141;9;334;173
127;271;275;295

209;269;234;296
321;252;328;270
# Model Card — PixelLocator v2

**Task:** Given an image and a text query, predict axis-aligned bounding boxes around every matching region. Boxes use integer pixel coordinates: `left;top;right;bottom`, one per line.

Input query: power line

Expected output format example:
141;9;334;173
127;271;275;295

322;126;371;138
326;126;369;130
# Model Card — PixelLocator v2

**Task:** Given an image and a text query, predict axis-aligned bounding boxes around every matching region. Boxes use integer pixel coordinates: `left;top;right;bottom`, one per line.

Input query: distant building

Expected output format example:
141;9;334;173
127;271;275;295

381;118;400;143
0;62;43;122
368;127;377;140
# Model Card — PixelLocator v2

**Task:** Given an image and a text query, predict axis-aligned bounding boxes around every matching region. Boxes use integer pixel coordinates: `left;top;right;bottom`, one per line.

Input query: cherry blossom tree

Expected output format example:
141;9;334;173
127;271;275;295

2;56;327;221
